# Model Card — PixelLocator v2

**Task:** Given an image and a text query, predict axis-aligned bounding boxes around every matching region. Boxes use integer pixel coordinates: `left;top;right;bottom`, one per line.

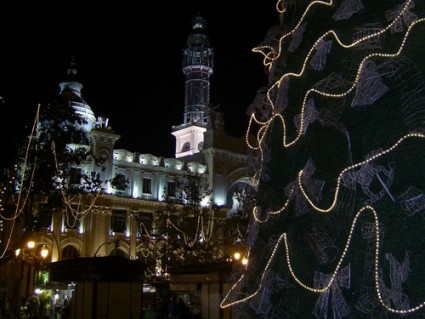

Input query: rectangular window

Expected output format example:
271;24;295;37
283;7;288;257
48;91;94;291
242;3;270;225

70;168;82;185
113;173;128;191
142;178;152;194
167;181;176;197
111;209;127;233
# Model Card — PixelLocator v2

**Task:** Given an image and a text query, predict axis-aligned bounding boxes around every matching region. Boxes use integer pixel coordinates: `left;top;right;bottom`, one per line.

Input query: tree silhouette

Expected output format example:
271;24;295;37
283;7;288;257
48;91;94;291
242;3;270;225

138;173;224;279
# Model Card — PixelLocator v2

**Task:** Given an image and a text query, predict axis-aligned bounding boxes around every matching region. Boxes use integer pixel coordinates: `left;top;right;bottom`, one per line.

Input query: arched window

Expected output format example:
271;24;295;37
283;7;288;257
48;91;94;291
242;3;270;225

182;142;191;152
62;245;80;260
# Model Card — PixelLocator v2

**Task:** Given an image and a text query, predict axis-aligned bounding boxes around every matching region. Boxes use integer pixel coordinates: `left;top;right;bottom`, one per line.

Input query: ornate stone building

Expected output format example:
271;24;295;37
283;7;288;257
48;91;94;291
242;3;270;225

1;15;252;319
40;14;252;262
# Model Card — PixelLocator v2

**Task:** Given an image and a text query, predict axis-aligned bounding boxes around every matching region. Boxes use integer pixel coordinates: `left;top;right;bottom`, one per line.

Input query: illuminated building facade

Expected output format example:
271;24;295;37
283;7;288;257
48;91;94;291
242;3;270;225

0;15;251;319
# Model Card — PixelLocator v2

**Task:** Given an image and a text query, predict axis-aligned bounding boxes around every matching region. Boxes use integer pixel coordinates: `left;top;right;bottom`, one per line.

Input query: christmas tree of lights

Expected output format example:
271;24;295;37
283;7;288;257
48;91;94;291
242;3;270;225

221;0;425;318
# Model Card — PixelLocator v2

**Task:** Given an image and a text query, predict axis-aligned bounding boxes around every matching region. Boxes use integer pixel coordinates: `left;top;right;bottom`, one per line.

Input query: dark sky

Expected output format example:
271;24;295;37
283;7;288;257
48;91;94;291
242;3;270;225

0;2;280;170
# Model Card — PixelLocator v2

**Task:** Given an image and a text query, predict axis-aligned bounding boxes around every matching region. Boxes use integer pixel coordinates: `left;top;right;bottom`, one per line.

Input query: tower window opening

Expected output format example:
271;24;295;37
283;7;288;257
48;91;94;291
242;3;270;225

182;142;191;152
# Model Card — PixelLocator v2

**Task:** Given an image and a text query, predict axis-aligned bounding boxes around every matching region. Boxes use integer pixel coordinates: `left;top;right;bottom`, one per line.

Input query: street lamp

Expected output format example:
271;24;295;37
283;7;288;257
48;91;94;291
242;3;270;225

14;241;49;263
241;256;248;267
232;251;248;269
27;240;35;250
27;240;35;249
40;245;49;259
14;240;50;300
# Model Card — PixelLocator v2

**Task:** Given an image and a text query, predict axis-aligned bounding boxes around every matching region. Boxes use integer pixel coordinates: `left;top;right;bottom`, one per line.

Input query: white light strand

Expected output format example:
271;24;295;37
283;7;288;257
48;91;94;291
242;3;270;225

228;0;425;316
252;185;295;223
246;9;422;156
298;132;425;213
222;204;425;314
246;13;423;194
0;105;41;259
51;140;103;224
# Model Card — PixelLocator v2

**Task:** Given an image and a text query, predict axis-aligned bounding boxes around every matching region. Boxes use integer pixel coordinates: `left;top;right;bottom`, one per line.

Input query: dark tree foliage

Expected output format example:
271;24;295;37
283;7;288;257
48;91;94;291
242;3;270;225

16;97;103;232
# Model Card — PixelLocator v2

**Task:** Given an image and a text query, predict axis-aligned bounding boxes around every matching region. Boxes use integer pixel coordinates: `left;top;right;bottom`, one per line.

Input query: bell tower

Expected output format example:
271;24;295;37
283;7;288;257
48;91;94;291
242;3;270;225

172;15;214;158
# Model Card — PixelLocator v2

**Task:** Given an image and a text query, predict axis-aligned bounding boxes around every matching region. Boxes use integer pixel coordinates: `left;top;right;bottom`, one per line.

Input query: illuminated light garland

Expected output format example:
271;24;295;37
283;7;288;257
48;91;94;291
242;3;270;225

245;116;274;185
298;132;425;213
138;222;162;259
220;234;283;309
282;206;379;294
0;106;41;259
252;185;295;223
255;0;412;72
231;0;425;316
245;13;424;189
137;210;219;274
285;204;425;314
166;210;216;248
276;0;287;14
51;140;103;227
254;0;334;68
246;9;423;157
222;203;425;314
252;0;413;119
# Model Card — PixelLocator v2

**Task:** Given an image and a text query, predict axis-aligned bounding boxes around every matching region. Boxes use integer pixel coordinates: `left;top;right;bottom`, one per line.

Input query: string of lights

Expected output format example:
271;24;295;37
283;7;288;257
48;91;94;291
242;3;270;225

223;0;425;316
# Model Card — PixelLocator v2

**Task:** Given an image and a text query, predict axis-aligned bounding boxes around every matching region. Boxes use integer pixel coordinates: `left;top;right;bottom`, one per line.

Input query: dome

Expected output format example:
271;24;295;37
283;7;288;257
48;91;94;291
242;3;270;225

192;15;206;30
58;79;96;133
186;15;210;47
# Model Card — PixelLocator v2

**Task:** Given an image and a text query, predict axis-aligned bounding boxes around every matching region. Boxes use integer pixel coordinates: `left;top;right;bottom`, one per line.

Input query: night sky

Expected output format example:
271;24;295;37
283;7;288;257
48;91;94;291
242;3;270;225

0;2;280;170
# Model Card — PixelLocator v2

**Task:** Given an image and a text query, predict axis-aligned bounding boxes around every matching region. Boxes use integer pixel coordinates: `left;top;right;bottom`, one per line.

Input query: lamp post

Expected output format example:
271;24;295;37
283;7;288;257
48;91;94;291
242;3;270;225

232;251;248;269
93;239;120;257
14;240;49;299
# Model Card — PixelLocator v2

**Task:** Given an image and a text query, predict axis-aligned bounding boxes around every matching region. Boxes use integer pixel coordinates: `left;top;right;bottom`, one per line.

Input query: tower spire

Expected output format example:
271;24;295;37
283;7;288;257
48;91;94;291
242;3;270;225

172;15;214;158
67;55;78;79
182;14;214;126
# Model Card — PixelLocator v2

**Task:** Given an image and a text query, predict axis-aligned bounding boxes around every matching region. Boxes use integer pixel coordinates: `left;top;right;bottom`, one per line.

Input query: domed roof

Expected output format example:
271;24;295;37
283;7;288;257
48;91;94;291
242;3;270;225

192;15;206;30
186;15;209;47
58;60;96;132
